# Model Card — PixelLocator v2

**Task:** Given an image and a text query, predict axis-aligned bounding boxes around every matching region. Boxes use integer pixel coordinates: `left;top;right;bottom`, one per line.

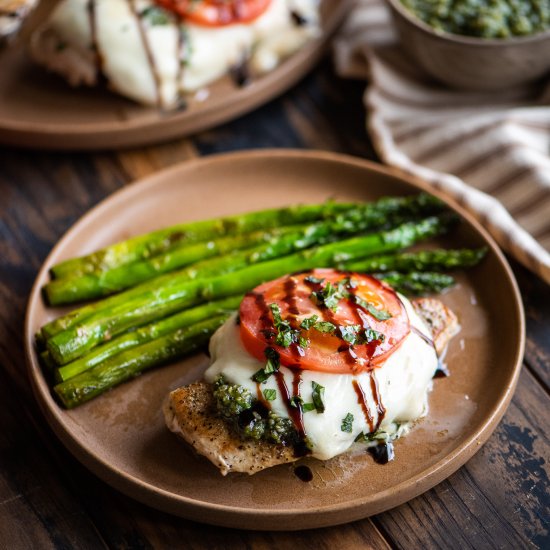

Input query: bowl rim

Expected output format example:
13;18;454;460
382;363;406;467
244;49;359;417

386;0;550;47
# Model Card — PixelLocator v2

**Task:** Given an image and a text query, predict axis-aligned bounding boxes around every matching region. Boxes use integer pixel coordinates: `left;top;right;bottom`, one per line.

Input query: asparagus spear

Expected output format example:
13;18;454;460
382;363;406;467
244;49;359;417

43;224;303;305
54;316;228;409
55;295;242;382
50;194;443;279
43;194;446;305
377;272;456;295
40;194;446;337
39;350;56;371
45;215;454;365
49;202;357;279
344;248;487;273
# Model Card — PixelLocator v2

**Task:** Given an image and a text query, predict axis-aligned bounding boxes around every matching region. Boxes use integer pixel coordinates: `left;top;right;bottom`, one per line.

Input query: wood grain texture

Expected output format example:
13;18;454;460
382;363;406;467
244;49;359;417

0;59;548;549
513;262;550;391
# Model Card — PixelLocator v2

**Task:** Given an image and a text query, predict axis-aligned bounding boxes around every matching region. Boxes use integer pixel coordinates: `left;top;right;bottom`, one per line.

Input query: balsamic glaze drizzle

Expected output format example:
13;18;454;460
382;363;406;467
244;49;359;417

237;401;269;430
370;372;386;426
274;370;306;441
368;441;395;464
230;57;251;87
175;24;187;110
251;291;272;335
87;0;103;75
283;276;305;361
294;465;313;482
433;361;450;378
352;380;374;434
130;0;162;109
411;326;435;350
290;10;308;26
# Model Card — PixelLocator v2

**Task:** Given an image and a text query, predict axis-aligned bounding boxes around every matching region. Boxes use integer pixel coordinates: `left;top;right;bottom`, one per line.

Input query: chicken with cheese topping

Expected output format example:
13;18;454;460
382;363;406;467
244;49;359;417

29;0;320;109
165;269;459;475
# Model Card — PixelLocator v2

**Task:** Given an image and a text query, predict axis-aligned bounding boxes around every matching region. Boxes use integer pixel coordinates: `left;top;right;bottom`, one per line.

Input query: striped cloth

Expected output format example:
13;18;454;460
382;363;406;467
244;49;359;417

334;0;550;284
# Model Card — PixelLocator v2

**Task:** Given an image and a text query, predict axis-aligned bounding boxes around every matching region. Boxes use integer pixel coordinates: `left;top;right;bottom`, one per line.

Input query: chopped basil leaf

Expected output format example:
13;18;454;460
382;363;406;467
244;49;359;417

366;303;392;321
276;330;295;348
263;388;277;401
311;381;325;413
314;321;336;333
265;346;280;363
310;279;351;311
353;295;392;321
323;281;341;310
338;324;361;344
311;281;335;310
300;315;319;330
140;6;171;25
252;347;280;383
304;275;325;285
252;365;276;383
289;396;317;412
364;327;385;343
299;336;309;349
269;302;300;348
355;430;386;442
341;413;354;433
270;303;283;325
289;396;303;408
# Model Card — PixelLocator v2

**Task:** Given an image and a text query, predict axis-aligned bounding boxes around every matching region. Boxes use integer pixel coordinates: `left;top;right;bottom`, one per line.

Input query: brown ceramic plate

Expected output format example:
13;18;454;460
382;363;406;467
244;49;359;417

24;150;524;530
0;1;346;150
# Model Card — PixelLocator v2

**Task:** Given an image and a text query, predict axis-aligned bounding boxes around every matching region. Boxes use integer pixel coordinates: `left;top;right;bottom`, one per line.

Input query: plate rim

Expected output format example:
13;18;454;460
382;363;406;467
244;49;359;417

24;149;526;529
0;0;348;150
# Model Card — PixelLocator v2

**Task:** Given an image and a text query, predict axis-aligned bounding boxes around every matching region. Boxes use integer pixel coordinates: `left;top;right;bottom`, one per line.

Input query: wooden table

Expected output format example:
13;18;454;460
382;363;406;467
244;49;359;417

1;59;548;549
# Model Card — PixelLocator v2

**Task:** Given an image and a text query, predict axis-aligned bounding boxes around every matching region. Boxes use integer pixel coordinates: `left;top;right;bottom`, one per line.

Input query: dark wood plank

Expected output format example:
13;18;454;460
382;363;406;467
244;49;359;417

115;138;199;181
511;262;550;391
0;150;128;549
0;367;108;549
372;366;550;549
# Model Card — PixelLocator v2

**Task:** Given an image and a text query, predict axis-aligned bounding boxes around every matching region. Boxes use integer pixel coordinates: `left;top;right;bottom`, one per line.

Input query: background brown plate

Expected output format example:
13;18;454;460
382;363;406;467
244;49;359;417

0;1;346;150
24;150;525;530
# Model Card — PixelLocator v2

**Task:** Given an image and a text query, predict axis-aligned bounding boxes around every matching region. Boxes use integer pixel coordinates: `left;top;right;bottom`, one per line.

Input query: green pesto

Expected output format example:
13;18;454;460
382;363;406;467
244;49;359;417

400;0;550;38
213;377;298;445
213;378;253;417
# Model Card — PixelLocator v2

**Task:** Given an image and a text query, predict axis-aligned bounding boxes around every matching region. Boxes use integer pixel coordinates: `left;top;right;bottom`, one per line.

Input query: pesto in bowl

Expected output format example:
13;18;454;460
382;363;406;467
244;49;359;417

400;0;550;38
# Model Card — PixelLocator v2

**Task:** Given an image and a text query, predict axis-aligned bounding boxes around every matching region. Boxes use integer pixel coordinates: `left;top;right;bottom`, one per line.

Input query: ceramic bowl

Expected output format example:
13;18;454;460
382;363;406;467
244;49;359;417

386;0;550;91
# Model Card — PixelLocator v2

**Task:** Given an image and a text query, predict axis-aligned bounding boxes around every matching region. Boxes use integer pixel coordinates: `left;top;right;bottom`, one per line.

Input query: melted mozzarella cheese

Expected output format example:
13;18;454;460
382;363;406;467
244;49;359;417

30;0;320;108
205;295;438;461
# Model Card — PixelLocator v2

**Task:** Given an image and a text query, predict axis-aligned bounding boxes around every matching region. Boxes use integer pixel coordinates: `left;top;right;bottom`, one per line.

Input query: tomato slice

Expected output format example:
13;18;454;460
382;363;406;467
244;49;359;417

239;269;411;374
155;0;272;26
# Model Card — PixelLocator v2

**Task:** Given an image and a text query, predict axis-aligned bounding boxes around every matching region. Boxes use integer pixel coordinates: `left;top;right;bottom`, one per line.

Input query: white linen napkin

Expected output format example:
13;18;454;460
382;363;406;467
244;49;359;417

334;0;550;284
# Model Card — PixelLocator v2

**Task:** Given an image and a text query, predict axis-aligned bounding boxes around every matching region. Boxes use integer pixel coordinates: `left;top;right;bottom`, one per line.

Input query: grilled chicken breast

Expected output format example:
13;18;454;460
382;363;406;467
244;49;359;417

164;381;296;474
164;297;459;476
